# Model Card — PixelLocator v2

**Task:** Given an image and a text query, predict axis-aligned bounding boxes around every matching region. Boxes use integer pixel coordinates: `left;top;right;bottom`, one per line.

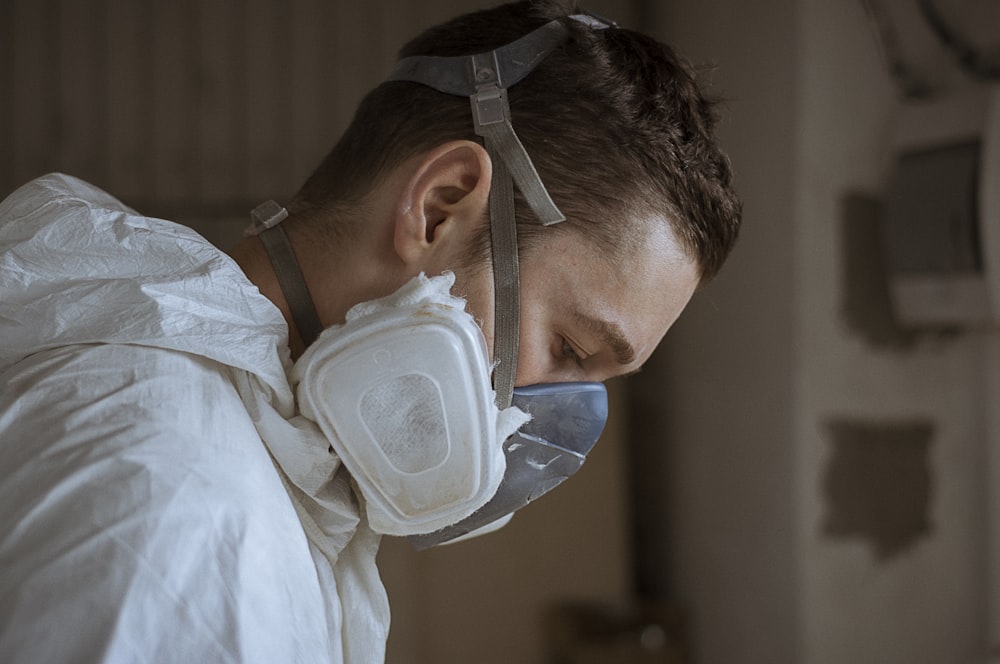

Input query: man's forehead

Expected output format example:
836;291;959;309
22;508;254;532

561;221;699;360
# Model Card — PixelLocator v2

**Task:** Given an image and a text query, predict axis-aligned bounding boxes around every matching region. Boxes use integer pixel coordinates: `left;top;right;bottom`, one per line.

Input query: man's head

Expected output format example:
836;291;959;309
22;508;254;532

289;0;741;284
230;0;743;541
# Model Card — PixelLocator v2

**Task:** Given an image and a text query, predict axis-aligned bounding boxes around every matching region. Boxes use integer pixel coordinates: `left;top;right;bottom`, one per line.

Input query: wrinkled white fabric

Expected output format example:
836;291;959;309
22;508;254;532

0;174;388;663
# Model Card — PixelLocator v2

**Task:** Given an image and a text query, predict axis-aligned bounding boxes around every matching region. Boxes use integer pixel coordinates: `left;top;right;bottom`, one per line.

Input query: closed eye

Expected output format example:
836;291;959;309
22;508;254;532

560;336;586;368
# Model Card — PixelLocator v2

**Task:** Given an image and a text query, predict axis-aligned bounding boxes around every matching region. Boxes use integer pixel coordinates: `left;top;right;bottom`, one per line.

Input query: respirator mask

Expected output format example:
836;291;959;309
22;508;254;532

248;11;616;547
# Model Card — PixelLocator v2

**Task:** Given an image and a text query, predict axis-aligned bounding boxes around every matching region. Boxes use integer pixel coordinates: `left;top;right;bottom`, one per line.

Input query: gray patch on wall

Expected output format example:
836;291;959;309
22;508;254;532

839;192;919;350
821;418;934;560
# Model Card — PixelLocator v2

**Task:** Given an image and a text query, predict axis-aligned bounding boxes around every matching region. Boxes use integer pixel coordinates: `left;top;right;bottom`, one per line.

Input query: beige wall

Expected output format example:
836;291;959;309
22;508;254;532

655;1;992;663
652;1;801;662
794;3;987;662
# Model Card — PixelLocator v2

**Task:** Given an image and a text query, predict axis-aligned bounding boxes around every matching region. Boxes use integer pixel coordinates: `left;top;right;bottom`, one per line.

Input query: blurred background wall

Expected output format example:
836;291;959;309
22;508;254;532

657;2;997;663
2;1;997;663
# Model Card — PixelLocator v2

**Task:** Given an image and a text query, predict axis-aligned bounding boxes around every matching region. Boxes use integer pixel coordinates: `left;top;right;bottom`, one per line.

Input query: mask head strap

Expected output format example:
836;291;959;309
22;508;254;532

386;13;614;408
247;201;326;347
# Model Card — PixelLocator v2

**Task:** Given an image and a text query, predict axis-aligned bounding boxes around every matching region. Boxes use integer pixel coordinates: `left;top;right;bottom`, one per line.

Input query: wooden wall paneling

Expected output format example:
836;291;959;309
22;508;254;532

199;0;248;203
369;1;399;89
245;0;293;199
106;0;154;202
151;0;199;204
56;0;108;189
332;0;386;133
0;1;14;192
10;0;58;187
288;0;337;189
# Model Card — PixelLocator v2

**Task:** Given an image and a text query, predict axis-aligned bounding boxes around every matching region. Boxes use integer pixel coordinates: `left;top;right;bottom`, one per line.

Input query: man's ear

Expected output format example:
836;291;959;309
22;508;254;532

393;140;492;267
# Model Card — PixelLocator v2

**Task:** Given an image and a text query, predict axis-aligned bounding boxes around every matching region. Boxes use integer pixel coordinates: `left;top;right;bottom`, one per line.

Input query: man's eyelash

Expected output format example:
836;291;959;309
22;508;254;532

560;337;585;366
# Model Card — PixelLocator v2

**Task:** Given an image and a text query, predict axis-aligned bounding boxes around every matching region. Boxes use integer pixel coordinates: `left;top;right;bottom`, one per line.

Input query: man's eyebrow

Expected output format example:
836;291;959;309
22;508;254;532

573;312;636;365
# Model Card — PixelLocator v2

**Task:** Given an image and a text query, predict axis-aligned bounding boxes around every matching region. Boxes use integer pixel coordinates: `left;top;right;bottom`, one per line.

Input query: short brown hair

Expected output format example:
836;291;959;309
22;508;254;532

292;0;741;282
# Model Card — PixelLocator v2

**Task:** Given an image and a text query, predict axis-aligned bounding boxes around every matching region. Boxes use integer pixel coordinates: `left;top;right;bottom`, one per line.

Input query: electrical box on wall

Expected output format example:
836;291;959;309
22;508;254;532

882;86;1000;328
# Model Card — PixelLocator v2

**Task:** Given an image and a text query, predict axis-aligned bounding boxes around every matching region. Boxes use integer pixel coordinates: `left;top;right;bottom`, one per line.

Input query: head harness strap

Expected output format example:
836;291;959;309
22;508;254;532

388;19;569;226
247;202;326;347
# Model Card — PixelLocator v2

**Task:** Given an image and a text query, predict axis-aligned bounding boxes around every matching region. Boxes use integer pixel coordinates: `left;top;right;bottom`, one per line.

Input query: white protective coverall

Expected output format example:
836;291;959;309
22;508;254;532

0;174;388;663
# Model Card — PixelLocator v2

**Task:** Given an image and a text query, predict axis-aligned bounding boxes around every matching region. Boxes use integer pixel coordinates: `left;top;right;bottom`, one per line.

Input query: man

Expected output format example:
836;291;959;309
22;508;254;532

0;0;740;662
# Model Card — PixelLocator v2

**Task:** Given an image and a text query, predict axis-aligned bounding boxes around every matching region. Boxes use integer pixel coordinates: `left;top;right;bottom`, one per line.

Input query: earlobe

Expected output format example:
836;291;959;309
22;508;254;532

393;140;492;268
